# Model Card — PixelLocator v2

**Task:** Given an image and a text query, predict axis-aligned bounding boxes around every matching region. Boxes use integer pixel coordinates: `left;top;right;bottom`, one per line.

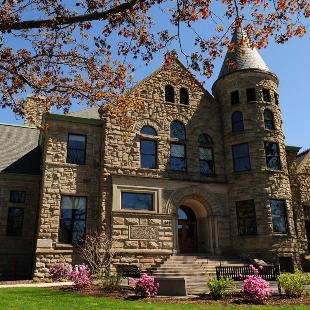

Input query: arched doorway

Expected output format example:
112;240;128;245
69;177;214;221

178;205;198;253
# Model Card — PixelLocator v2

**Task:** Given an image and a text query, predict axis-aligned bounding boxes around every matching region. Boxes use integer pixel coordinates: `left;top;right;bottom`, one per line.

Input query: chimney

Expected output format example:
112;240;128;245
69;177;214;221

23;95;50;127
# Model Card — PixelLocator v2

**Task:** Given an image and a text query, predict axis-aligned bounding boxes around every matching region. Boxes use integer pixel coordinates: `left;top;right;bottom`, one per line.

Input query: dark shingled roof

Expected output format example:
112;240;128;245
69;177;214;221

68;107;100;119
0;124;41;175
218;28;270;79
295;148;310;166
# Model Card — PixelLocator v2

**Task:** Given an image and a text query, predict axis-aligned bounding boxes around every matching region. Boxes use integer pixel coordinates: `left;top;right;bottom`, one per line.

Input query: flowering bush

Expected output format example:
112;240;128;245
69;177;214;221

242;265;271;303
69;264;91;289
208;277;236;300
49;263;71;282
129;273;159;298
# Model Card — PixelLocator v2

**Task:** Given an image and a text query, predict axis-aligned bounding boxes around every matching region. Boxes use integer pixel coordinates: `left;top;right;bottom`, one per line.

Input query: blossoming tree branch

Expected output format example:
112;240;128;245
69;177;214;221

0;0;308;120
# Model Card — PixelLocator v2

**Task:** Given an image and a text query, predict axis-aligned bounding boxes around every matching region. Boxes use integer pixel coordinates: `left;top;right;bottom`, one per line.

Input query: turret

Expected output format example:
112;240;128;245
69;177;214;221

212;29;299;268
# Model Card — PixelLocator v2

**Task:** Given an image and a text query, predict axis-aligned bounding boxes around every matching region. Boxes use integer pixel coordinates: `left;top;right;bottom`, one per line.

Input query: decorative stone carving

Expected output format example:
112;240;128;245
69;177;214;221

130;225;159;240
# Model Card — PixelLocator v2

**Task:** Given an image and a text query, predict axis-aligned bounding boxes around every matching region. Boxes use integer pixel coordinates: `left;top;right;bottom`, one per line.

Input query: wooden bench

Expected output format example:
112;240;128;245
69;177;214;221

116;264;141;278
216;265;280;281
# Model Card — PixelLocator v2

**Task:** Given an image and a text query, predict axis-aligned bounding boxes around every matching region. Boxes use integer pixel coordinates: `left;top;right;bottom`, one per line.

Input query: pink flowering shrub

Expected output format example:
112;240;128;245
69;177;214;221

49;263;71;282
129;273;159;298
69;264;91;289
242;265;271;303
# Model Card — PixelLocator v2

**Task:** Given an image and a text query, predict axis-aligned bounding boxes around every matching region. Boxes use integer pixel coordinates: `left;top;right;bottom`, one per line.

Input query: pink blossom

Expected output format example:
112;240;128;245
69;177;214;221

129;273;159;298
69;264;91;289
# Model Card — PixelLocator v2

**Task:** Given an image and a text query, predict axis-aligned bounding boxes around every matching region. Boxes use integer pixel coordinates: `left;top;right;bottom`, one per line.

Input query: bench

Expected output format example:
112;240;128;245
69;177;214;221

216;265;280;281
116;264;141;278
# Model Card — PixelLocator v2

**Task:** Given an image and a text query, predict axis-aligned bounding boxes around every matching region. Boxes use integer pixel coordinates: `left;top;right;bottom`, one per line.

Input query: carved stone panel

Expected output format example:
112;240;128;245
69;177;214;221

129;225;159;240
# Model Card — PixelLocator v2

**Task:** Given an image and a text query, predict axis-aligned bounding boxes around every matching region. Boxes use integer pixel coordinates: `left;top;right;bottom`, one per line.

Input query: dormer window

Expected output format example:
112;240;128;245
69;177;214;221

165;85;175;103
262;88;271;102
180;88;189;105
230;90;239;105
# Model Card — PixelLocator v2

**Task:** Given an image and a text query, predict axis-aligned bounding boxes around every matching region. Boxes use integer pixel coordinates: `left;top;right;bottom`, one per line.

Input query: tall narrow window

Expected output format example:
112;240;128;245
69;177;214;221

262;88;271;102
198;134;214;175
236;200;257;235
170;121;186;171
180;87;189;105
165;85;175;103
263;109;275;130
230;90;239;105
10;191;26;203
6;207;24;236
231;111;244;132
232;143;251;172
58;196;86;244
246;88;257;102
270;199;288;233
265;142;281;170
67;134;86;165
274;92;279;105
140;126;157;169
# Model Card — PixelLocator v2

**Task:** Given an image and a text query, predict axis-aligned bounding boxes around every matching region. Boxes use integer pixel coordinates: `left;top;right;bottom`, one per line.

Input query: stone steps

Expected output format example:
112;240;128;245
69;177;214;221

151;254;249;295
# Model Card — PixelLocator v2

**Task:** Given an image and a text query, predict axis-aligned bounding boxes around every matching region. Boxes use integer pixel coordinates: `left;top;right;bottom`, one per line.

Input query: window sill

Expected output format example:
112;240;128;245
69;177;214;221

137;133;160;141
115;209;157;214
265;168;283;173
165;101;190;108
55;243;74;249
139;167;161;172
272;233;288;236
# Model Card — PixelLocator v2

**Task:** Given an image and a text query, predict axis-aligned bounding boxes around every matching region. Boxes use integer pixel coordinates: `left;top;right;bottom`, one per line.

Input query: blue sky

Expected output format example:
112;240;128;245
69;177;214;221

0;17;309;151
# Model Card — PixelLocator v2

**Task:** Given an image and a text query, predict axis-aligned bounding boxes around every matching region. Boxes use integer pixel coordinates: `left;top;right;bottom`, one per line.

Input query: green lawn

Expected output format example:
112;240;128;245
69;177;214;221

0;288;308;310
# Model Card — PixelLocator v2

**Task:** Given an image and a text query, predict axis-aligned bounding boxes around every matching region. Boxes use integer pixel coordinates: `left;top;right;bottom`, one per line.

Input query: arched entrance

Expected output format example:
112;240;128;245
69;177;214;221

178;205;198;253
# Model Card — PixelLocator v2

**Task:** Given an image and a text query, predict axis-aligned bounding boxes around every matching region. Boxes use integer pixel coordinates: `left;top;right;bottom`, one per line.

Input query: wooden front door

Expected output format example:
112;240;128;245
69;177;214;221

178;205;198;253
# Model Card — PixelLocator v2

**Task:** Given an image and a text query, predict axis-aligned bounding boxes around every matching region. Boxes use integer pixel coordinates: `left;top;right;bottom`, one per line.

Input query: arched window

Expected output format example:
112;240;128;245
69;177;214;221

198;134;214;175
263;109;275;130
140;126;157;169
165;85;175;103
170;120;186;171
141;125;157;136
231;111;244;132
180;87;189;105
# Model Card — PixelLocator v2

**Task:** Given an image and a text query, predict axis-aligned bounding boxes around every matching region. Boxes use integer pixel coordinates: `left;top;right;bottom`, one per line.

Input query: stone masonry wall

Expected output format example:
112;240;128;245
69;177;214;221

34;117;103;277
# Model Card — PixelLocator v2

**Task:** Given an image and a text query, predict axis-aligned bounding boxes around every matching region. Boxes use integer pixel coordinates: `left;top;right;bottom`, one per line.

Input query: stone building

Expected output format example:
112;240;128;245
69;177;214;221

1;30;310;279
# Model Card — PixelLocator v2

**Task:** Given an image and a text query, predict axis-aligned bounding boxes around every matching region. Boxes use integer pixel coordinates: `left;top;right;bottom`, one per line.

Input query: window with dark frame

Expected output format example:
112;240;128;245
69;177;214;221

58;196;86;244
165;85;175;103
231;111;244;132
140;126;157;169
264;142;281;170
67;134;86;165
180;87;189;105
230;90;239;105
263;109;275;130
274;92;279;105
6;207;24;236
10;191;26;203
246;88;257;102
198;134;214;175
170;121;186;171
236;200;257;236
232;143;251;172
121;192;154;211
262;88;271;102
270;199;288;234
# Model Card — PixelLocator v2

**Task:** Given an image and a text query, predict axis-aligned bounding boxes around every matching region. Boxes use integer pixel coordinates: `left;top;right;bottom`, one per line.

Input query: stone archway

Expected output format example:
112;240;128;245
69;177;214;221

165;186;222;254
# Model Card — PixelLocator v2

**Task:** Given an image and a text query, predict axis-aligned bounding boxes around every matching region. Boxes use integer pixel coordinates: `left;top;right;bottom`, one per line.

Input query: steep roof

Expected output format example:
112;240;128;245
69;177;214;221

218;28;271;79
68;106;100;119
0;124;41;175
295;148;310;170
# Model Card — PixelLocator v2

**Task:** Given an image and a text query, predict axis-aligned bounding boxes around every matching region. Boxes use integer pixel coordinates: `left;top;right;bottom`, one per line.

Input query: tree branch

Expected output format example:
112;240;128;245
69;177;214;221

0;0;142;31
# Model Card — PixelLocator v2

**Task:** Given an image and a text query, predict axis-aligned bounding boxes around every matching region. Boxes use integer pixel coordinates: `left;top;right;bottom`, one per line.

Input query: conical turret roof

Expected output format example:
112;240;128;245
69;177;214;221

218;28;270;79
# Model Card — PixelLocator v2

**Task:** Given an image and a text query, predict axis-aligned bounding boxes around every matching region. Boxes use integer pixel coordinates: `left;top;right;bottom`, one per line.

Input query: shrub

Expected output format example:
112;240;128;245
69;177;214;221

277;270;310;298
242;265;271;303
129;273;159;298
207;277;236;300
49;263;71;282
95;271;123;290
69;264;91;289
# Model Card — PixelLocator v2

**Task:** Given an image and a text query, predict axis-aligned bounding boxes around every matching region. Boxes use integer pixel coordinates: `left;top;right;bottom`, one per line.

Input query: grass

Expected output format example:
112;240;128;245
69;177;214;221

0;288;309;310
